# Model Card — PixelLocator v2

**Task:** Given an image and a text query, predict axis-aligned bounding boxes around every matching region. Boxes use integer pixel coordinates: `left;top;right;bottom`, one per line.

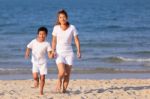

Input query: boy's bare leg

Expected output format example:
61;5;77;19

63;65;72;93
32;72;39;88
55;63;65;92
40;75;45;95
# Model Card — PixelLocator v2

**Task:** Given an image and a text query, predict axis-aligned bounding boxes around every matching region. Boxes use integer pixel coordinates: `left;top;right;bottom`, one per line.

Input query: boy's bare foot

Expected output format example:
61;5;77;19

31;86;38;88
31;84;39;88
31;83;39;88
34;81;39;88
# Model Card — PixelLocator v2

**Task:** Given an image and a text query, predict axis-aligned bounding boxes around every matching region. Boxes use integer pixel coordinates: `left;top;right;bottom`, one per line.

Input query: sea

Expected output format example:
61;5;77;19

0;0;150;79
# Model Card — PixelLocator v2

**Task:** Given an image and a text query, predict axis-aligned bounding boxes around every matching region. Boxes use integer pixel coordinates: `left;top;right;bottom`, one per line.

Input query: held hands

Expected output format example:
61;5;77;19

48;51;55;59
49;50;57;59
52;51;57;58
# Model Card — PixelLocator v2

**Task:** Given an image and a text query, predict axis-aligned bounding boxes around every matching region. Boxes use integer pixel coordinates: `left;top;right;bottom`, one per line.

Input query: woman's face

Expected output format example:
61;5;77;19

58;13;67;25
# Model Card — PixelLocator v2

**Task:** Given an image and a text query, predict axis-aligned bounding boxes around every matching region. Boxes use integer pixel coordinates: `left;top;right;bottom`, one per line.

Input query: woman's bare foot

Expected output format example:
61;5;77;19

62;89;66;93
56;88;61;93
54;83;61;93
52;87;61;93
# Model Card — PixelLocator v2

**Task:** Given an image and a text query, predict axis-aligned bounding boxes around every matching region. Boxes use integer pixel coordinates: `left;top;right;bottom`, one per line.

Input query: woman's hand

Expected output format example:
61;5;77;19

77;51;81;59
74;36;81;59
53;51;57;58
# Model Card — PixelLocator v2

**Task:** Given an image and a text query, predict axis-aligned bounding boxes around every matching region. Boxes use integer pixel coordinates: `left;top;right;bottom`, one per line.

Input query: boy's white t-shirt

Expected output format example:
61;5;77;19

27;39;52;64
52;24;78;54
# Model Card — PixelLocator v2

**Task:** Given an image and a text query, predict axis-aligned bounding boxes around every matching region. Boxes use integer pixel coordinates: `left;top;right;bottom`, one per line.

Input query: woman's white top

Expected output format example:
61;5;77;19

52;24;78;54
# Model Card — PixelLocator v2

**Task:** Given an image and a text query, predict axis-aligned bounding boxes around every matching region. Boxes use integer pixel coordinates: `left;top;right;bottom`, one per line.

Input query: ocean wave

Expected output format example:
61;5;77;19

80;42;130;48
123;27;150;32
103;56;150;62
103;25;123;29
124;51;150;55
101;25;150;32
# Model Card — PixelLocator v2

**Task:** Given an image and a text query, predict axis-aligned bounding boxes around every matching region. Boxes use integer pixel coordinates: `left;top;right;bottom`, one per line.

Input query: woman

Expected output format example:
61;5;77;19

51;9;81;93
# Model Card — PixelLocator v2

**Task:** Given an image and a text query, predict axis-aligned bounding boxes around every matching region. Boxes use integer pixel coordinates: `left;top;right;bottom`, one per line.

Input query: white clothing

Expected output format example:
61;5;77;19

52;24;78;54
32;63;47;75
52;24;78;65
56;52;74;65
27;39;52;65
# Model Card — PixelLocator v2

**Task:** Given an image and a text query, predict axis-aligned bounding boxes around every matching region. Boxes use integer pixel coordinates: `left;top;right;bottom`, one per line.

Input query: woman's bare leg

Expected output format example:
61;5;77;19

63;64;72;93
55;63;65;92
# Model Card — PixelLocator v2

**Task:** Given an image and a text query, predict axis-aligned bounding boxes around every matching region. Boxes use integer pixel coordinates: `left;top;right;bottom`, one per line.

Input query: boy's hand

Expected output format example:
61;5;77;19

48;51;56;59
25;54;29;59
25;48;30;59
48;51;53;59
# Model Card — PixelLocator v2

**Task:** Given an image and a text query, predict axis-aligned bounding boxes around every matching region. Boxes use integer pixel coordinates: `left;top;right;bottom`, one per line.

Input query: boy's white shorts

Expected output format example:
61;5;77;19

56;53;74;66
32;63;47;75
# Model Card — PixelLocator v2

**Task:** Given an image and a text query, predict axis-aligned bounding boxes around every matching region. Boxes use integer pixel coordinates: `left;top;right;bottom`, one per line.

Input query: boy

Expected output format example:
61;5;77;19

25;26;52;95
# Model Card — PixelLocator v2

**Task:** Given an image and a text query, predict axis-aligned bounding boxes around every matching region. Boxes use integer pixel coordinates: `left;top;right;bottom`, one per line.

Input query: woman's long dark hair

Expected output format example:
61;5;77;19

55;9;70;26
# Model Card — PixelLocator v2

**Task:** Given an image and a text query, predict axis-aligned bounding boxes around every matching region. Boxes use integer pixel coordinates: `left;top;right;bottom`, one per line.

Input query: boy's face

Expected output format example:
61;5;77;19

37;31;47;42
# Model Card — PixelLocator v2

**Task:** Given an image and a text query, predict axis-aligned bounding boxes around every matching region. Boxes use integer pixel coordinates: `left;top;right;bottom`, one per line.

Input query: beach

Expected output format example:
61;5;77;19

0;0;150;98
0;79;150;99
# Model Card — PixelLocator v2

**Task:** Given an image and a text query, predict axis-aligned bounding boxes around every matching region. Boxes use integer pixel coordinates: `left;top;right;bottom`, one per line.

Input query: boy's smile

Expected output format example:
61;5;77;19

37;31;47;42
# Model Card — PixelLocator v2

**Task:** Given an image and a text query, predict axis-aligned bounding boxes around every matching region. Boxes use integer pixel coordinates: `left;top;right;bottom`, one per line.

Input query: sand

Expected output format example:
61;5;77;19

0;79;150;99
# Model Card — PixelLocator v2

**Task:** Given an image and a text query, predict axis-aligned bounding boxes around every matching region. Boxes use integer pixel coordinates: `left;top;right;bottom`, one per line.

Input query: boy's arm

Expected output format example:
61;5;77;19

74;35;81;58
25;48;31;59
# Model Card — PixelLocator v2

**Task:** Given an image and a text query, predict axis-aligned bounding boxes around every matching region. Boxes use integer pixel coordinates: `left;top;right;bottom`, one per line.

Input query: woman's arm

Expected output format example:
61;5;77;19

51;35;57;57
25;48;30;59
52;36;57;51
74;35;81;58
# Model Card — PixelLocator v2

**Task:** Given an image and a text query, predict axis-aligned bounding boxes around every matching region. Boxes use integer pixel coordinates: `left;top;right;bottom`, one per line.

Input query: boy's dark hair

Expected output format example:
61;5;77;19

37;26;48;36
